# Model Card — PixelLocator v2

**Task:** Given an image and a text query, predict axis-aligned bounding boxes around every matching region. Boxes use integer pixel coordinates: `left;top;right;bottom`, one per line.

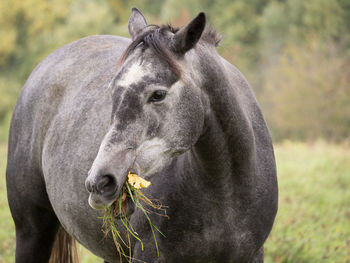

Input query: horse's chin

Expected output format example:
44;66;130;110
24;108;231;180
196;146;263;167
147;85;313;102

88;193;115;210
88;193;136;217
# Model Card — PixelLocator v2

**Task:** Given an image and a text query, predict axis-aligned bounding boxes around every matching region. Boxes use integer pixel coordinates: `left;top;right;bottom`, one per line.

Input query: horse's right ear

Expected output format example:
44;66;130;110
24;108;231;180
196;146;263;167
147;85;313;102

128;8;147;40
172;12;206;54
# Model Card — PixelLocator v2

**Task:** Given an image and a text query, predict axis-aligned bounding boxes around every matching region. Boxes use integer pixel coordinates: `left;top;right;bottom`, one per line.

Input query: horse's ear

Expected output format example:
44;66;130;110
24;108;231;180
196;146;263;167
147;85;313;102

172;12;206;54
128;8;147;40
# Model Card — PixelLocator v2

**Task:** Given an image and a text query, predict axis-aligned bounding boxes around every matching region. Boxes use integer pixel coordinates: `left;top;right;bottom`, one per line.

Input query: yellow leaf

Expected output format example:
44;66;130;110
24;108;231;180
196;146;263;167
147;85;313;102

128;172;151;189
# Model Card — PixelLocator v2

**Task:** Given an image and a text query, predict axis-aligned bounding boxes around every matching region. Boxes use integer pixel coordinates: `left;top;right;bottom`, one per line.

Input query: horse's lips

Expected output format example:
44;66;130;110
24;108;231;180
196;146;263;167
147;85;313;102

88;193;116;210
88;191;135;217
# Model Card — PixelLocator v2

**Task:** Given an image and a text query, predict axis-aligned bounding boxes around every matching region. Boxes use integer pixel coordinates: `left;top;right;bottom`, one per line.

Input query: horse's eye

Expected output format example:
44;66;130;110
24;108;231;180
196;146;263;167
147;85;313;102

148;90;167;103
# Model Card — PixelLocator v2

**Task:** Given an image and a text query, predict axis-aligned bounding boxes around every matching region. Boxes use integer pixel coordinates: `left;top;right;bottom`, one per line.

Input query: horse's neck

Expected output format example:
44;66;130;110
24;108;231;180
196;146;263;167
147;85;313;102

185;51;257;200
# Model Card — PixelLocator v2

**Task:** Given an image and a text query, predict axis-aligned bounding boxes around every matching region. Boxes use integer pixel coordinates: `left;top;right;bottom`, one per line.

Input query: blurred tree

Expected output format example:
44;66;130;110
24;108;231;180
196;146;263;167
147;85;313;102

257;0;350;141
288;0;344;40
0;0;71;66
107;0;164;21
260;39;350;141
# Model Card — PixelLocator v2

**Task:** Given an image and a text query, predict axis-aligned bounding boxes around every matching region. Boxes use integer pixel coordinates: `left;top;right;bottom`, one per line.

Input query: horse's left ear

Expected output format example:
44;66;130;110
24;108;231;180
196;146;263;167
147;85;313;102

172;12;206;54
128;8;148;40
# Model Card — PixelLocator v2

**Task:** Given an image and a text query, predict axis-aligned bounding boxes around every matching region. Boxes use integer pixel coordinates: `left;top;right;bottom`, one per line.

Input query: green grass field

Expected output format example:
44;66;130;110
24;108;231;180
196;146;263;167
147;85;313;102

0;140;349;262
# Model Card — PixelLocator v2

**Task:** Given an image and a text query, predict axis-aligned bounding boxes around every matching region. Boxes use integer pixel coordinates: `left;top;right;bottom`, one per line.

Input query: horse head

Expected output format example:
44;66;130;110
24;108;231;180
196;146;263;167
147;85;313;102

85;9;209;210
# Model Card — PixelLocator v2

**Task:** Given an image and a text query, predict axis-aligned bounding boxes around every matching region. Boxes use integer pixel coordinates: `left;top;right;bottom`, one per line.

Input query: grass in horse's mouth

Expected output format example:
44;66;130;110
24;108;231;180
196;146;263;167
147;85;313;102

102;172;167;263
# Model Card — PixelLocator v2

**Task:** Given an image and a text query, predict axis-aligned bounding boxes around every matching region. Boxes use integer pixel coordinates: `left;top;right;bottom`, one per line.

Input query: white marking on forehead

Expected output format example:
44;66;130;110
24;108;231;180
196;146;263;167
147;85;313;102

118;62;148;87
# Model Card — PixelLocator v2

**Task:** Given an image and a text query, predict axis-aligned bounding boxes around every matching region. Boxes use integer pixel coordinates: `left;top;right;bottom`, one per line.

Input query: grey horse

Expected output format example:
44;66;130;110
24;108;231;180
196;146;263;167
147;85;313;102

6;8;278;263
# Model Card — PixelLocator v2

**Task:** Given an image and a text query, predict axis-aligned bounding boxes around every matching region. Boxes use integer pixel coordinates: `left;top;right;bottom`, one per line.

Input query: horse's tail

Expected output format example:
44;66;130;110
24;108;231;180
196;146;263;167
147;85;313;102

49;227;79;263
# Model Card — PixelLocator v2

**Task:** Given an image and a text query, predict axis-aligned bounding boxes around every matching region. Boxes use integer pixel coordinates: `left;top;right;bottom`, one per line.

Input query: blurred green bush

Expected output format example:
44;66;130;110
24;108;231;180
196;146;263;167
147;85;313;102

0;0;349;142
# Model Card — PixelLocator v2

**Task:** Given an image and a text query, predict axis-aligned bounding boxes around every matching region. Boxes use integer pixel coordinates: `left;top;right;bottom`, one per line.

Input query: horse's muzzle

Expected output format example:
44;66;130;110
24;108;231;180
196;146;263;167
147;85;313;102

85;144;136;210
85;173;119;210
85;174;118;196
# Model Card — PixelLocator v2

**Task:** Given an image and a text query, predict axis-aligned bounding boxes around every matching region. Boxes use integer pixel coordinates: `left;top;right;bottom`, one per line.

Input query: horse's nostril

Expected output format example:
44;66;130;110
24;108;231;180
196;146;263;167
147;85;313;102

96;174;118;195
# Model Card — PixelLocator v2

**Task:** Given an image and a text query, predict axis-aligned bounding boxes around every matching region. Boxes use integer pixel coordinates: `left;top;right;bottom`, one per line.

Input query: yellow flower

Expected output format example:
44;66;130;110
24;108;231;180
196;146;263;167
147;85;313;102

128;172;151;189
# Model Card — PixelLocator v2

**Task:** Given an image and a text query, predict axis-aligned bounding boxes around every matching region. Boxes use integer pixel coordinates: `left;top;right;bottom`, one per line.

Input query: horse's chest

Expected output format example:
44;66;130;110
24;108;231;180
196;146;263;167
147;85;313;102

156;205;244;262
